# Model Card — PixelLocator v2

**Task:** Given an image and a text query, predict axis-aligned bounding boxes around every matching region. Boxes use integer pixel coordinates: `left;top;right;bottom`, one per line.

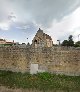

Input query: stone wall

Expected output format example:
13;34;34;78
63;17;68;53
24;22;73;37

0;46;30;73
29;46;80;75
0;46;80;75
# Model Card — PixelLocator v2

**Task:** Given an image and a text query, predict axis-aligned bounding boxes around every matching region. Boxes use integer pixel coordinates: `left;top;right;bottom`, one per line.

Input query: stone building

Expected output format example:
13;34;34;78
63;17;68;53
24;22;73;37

32;28;53;48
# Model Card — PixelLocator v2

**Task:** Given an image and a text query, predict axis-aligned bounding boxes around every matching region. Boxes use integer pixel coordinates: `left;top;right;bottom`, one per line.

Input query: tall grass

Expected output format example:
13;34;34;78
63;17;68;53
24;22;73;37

0;70;80;91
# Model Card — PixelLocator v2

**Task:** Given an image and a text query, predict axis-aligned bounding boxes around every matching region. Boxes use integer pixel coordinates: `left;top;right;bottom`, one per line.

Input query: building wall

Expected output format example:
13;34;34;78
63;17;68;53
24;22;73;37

32;29;53;48
0;46;80;75
0;41;6;44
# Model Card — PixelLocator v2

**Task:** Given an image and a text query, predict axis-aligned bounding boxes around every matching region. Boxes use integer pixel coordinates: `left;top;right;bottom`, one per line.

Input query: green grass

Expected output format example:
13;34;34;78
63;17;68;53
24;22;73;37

0;70;80;91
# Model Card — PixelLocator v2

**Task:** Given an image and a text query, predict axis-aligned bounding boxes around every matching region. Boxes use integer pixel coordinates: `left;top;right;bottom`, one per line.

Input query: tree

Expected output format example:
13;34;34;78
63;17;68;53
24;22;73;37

61;40;68;46
61;35;74;46
74;41;80;47
68;35;74;46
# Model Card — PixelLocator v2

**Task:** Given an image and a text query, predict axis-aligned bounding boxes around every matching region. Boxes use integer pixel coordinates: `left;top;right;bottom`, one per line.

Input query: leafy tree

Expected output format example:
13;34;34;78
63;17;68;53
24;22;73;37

61;35;74;46
74;41;80;47
61;40;68;46
68;35;74;46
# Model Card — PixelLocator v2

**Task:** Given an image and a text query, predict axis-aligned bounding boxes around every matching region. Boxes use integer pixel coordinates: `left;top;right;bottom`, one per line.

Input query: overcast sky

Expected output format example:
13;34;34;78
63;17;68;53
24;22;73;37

0;0;80;44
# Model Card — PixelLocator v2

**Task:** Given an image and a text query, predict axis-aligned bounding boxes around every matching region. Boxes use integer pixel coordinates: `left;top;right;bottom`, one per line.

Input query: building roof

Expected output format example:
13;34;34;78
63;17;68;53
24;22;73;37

6;42;14;44
0;39;6;41
43;33;52;40
37;28;43;33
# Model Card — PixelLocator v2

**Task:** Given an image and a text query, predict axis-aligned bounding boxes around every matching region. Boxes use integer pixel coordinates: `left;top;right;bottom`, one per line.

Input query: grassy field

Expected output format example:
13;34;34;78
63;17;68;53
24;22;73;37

0;70;80;92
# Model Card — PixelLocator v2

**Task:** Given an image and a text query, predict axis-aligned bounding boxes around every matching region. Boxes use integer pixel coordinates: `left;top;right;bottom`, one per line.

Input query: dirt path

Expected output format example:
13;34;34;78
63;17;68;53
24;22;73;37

0;86;42;92
0;86;79;92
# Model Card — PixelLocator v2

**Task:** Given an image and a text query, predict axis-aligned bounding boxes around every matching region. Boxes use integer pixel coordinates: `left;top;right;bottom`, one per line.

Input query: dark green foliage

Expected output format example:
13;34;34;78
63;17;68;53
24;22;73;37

74;41;80;47
61;40;68;46
62;35;74;46
68;35;74;46
0;70;80;91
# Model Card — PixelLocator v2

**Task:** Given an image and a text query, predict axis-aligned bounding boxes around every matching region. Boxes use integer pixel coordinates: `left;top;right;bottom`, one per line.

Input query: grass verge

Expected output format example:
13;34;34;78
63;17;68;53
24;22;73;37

0;70;80;91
